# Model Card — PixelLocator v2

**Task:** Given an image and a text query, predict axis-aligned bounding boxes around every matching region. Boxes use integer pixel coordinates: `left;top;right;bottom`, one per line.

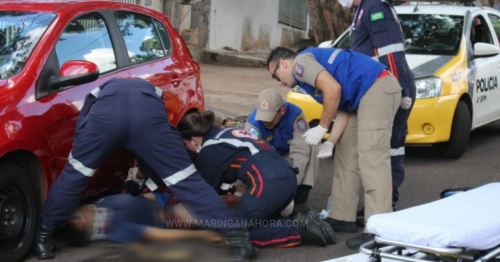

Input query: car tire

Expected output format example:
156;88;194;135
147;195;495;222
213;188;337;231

435;100;471;159
0;164;38;262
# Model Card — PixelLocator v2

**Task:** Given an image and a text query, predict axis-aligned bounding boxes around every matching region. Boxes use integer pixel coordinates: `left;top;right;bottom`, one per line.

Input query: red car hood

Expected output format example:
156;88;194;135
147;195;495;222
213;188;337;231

0;80;6;88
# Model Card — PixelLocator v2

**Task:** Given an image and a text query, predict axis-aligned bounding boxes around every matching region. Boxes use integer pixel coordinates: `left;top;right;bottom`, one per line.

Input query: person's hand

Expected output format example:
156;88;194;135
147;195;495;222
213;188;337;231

220;194;241;208
280;200;294;217
302;125;328;146
317;142;334;159
201;230;222;242
400;97;412;109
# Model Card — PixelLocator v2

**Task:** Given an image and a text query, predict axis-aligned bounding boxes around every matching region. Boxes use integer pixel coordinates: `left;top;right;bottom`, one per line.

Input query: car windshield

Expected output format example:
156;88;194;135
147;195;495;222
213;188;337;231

335;14;464;56
401;14;464;55
0;11;55;79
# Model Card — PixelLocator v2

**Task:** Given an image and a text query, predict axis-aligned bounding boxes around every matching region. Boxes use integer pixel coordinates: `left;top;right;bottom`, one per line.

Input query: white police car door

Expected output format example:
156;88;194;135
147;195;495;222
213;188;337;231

484;12;500;122
468;13;500;126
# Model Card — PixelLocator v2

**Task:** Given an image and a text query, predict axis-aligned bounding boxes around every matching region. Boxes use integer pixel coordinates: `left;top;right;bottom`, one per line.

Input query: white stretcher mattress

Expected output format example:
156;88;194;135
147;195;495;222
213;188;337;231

366;183;500;250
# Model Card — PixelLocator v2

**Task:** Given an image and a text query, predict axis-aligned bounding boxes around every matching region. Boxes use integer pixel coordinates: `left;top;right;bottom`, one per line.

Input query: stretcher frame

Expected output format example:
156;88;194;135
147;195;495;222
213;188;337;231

360;236;500;262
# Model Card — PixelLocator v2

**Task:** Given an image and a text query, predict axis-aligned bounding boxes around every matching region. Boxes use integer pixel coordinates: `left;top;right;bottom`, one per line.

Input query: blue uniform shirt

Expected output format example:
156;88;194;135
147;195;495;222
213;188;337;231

195;126;294;193
351;0;416;100
91;194;166;244
247;102;303;154
293;47;386;111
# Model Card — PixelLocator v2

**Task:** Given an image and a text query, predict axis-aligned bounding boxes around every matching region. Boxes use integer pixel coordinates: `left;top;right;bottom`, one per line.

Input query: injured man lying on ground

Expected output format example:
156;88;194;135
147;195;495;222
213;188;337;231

62;192;221;246
359;183;500;262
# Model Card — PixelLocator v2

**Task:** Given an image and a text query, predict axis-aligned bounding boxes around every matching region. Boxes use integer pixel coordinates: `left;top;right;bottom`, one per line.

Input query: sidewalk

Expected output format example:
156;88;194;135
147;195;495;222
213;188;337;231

200;63;290;120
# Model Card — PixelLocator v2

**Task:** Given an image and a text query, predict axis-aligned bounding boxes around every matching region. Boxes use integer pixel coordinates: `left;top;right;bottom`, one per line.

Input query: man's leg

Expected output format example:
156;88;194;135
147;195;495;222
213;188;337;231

37;91;126;259
284;147;319;212
248;218;302;248
346;76;401;249
390;107;410;208
325;113;360;233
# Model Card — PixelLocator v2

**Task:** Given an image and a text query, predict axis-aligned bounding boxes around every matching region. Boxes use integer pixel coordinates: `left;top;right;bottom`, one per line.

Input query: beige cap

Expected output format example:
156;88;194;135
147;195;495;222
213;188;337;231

255;89;284;122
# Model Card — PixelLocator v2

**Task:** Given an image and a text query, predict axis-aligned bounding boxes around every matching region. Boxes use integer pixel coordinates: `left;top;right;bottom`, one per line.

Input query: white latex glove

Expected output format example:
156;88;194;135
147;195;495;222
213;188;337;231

400;97;412;109
317;142;334;159
281;200;294;217
302;125;328;146
127;167;144;184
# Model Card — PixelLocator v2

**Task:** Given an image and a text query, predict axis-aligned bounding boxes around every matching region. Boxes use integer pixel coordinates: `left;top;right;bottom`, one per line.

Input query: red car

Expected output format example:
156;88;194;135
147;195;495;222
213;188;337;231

0;1;204;261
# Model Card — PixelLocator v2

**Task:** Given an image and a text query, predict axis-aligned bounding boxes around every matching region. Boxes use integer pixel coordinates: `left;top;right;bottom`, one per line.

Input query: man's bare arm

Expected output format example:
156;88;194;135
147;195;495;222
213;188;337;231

314;70;341;129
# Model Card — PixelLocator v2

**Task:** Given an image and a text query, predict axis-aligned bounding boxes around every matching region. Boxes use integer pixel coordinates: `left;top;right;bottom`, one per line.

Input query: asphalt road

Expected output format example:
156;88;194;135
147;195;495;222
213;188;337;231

24;64;500;262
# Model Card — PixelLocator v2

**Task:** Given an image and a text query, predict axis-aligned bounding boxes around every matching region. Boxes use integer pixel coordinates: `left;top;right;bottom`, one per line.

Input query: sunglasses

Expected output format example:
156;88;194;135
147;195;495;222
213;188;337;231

271;61;281;82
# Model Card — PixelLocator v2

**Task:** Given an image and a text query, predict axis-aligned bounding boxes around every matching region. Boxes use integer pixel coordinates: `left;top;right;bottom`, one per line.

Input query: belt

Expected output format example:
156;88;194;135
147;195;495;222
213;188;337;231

378;69;391;79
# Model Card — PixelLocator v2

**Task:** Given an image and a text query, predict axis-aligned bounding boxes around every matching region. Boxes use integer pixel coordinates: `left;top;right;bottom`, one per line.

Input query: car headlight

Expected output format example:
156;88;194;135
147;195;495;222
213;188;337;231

415;77;442;99
292;85;306;94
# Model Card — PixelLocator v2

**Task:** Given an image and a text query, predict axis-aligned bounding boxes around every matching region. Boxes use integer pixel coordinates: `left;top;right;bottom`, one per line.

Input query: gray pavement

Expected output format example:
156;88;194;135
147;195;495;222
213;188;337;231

25;64;500;262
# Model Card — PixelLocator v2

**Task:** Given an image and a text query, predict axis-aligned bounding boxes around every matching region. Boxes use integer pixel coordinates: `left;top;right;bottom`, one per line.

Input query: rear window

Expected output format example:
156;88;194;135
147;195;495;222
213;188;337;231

0;11;55;79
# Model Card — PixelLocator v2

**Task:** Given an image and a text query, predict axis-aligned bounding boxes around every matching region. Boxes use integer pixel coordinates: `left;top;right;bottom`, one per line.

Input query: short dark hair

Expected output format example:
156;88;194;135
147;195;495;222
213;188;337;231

177;110;215;140
266;47;297;68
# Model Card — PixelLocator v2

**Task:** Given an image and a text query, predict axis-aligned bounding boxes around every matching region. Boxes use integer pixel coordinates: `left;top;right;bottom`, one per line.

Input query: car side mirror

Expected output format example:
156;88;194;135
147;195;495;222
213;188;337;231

473;43;500;59
318;40;334;48
50;60;99;89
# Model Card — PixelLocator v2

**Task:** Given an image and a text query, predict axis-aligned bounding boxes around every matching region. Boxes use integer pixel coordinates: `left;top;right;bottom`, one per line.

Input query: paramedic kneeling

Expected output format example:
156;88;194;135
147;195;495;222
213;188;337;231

177;110;336;248
245;88;320;214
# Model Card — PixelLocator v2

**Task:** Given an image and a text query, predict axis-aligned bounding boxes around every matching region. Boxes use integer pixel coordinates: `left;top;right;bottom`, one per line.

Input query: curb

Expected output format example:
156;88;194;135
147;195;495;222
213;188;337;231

187;45;267;68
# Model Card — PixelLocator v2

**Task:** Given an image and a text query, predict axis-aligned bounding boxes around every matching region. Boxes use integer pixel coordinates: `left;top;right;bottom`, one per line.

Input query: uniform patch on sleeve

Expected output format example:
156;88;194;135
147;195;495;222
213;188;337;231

370;12;384;21
296;119;308;132
249;127;261;137
294;63;305;78
232;130;258;140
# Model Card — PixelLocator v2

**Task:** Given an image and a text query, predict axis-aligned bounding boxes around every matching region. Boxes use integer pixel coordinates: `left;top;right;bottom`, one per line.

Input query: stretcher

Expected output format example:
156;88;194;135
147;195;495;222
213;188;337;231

358;183;500;262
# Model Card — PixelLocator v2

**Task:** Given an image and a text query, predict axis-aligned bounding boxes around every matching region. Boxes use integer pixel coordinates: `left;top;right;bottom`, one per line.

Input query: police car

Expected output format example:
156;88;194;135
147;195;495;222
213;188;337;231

287;2;500;159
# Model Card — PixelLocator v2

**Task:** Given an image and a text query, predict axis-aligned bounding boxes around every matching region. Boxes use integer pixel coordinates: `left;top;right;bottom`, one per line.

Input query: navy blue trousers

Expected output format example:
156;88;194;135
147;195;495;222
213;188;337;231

41;78;243;232
234;163;301;248
391;106;411;203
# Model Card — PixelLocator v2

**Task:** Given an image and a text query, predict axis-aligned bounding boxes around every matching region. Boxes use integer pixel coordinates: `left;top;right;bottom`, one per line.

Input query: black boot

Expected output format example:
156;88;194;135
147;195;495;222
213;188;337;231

293;185;312;214
224;228;256;261
35;223;56;260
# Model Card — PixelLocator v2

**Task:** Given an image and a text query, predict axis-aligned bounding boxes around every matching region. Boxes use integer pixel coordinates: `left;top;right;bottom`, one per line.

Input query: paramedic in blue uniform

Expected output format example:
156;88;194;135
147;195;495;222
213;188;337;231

35;77;255;261
340;0;416;220
266;46;401;249
244;89;320;214
177;110;336;248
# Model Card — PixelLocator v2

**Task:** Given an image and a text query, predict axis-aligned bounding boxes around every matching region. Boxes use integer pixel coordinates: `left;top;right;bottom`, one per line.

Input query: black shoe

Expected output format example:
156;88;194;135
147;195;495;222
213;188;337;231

35;223;56;260
324;217;358;233
306;209;337;245
224;228;257;261
293;212;327;247
346;233;375;250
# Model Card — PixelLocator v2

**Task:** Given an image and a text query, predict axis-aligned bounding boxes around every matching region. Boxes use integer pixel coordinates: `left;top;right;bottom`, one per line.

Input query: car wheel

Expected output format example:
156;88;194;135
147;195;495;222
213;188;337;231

0;164;38;262
435;100;471;159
